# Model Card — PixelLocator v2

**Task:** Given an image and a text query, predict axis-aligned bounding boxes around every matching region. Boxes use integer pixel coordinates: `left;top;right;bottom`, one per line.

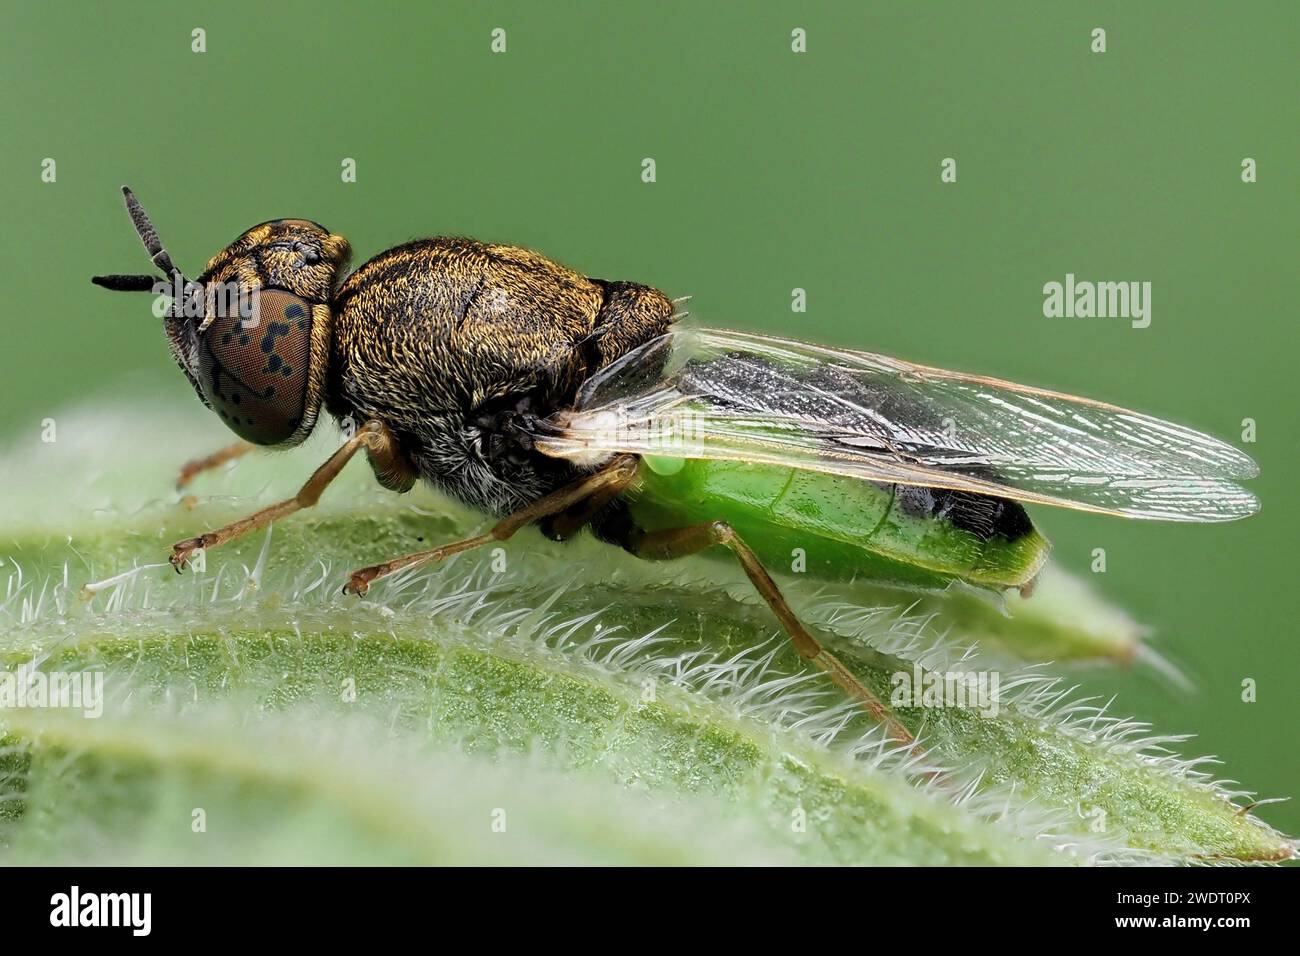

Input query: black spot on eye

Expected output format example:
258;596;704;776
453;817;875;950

285;304;305;319
260;321;291;354
240;334;251;346
231;393;241;405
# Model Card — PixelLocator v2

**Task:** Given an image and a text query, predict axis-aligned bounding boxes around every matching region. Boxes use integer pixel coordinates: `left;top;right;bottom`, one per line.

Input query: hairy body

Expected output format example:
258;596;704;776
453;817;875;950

325;237;673;513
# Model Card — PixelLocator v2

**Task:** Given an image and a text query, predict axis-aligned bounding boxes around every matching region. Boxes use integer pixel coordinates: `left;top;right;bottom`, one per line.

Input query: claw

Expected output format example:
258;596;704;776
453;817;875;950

343;570;374;596
170;538;203;573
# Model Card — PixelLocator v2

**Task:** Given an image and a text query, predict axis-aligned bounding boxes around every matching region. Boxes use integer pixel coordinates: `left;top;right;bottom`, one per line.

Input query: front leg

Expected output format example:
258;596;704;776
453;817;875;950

176;440;253;489
170;420;410;571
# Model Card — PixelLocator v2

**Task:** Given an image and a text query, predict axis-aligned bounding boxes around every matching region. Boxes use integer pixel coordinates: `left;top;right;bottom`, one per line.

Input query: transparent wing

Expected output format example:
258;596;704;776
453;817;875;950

528;328;1259;522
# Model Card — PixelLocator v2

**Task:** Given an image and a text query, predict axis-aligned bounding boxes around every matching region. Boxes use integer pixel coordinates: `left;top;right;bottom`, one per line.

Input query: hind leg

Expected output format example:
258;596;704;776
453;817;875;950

623;520;914;745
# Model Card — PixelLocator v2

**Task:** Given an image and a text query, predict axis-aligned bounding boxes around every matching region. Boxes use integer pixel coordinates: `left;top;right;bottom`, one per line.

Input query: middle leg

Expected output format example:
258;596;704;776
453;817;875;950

342;455;640;595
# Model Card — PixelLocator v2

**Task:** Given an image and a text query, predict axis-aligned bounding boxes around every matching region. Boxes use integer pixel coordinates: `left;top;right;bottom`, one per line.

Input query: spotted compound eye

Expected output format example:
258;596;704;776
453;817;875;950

197;288;315;445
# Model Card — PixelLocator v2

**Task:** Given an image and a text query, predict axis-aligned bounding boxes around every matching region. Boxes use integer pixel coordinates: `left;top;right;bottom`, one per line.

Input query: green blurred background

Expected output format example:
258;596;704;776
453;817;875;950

1;2;1296;834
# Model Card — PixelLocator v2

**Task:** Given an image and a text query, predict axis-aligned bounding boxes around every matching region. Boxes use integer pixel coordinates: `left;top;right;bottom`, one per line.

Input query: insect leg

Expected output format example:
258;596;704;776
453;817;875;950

626;520;915;745
176;440;254;489
537;477;632;542
343;454;640;596
169;420;405;571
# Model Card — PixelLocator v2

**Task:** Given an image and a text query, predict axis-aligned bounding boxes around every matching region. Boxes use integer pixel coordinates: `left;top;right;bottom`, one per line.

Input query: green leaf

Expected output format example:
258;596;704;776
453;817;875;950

0;405;1292;864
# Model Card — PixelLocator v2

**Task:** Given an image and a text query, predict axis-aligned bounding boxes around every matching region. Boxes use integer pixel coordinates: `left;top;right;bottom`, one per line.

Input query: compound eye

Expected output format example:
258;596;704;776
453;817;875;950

197;289;315;445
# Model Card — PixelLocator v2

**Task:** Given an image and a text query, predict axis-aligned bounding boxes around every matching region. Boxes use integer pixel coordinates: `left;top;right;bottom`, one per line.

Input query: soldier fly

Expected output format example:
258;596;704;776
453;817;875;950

92;187;1259;744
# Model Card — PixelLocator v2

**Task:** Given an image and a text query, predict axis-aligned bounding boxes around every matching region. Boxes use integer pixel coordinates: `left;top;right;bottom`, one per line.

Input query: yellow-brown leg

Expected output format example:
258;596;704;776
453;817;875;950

342;455;640;595
627;520;915;745
537;471;633;542
176;440;253;489
170;421;406;571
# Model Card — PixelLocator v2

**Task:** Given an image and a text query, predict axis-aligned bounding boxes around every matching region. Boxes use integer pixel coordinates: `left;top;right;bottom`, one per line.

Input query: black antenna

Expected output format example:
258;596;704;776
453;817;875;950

91;274;159;291
121;186;187;283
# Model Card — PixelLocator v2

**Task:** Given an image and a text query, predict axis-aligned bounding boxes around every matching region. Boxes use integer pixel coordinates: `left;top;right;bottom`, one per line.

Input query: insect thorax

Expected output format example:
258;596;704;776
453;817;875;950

324;236;674;514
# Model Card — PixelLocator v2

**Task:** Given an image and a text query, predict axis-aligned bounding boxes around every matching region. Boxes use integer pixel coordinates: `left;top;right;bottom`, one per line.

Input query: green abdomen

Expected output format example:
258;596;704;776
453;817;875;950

625;457;1049;592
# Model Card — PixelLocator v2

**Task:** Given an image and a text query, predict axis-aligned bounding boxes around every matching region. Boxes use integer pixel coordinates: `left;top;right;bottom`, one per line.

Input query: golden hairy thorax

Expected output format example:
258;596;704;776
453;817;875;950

324;235;675;512
330;238;601;414
327;236;674;421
